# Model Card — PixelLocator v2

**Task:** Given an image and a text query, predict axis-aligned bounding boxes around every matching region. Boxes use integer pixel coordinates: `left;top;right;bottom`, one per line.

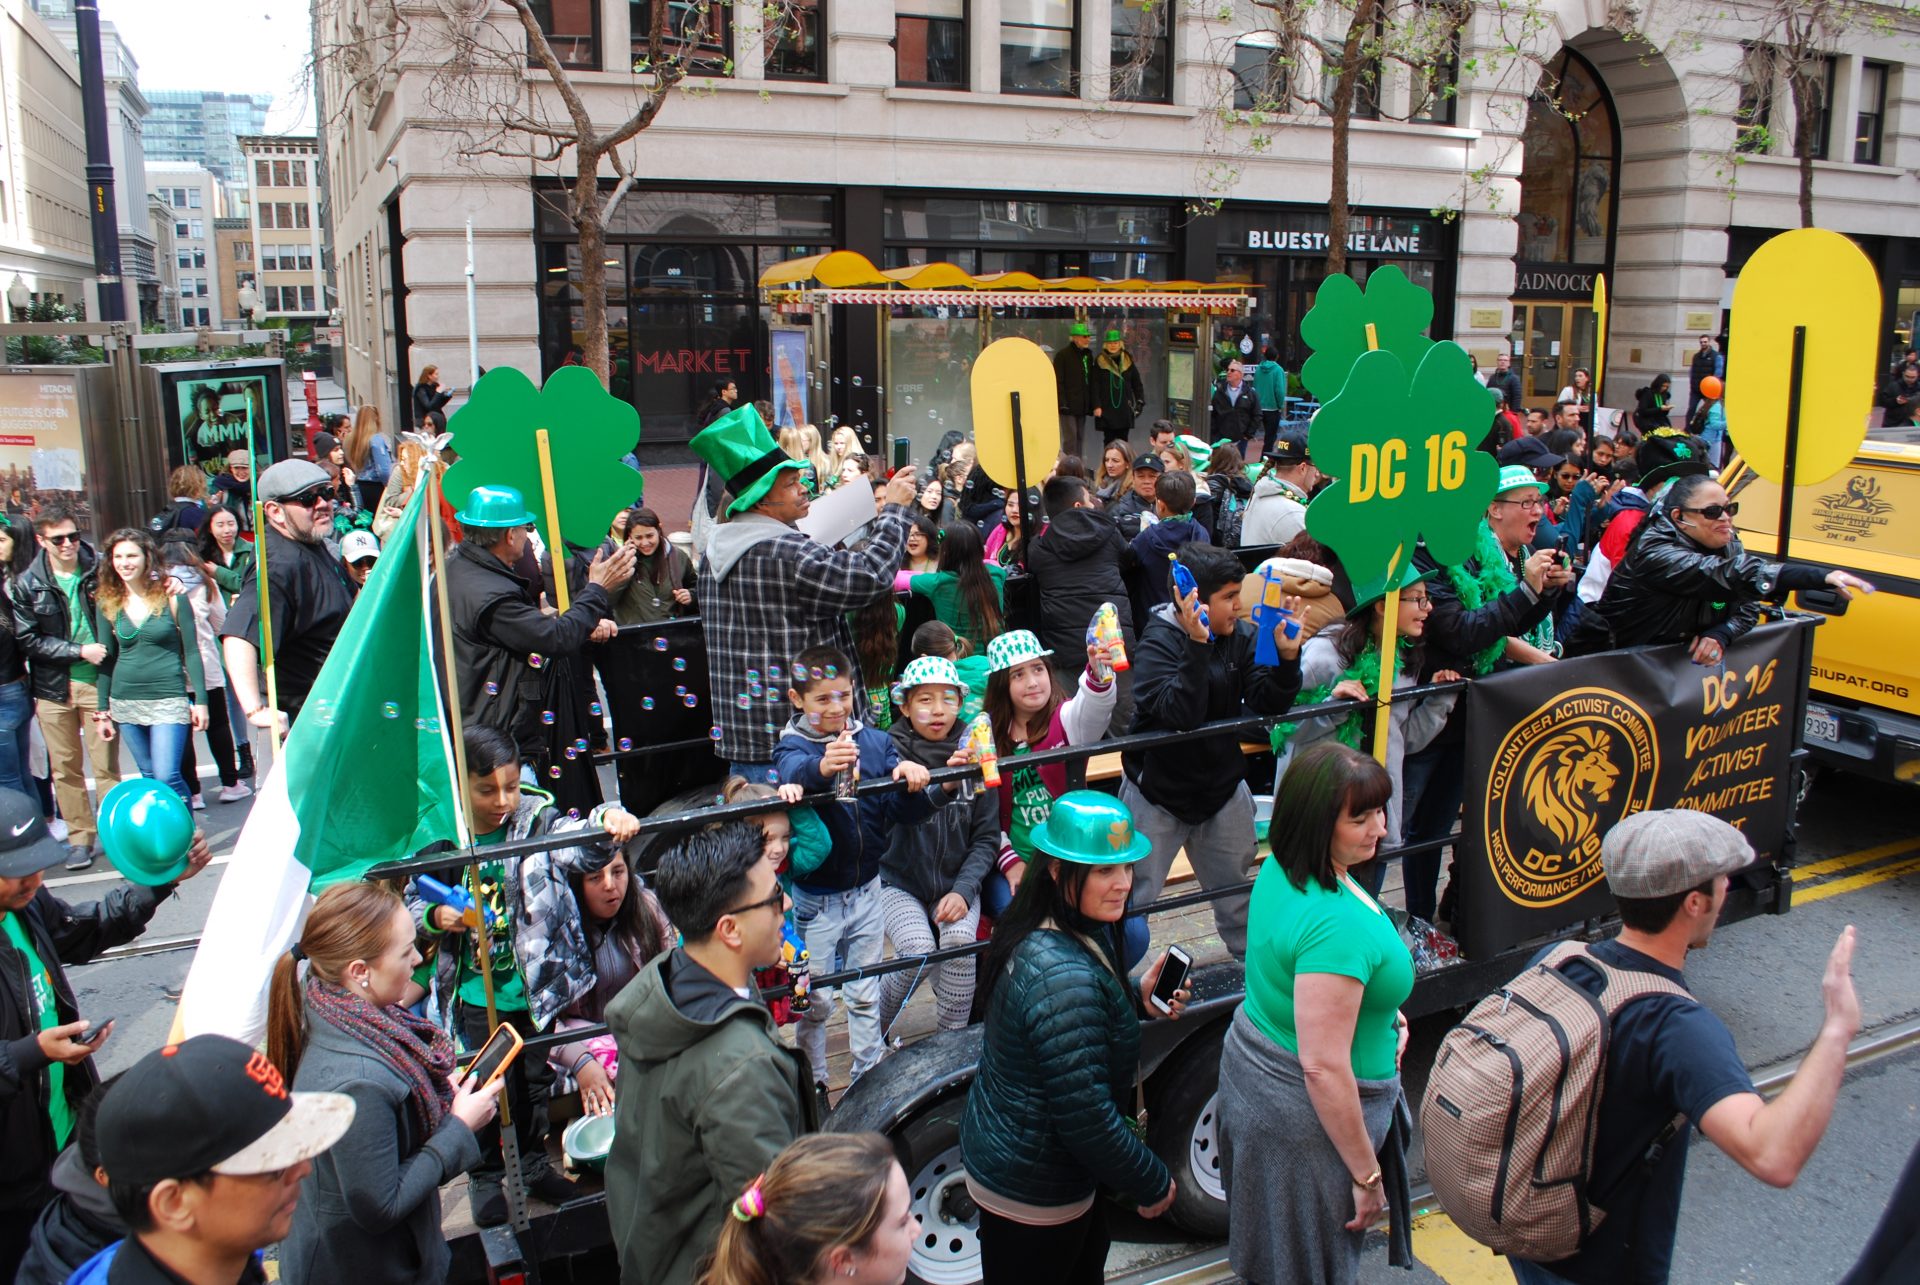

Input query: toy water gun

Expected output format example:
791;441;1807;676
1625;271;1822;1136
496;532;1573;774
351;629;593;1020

1169;554;1210;632
1087;602;1130;679
1250;563;1302;667
965;713;1001;788
780;922;812;1013
415;874;500;930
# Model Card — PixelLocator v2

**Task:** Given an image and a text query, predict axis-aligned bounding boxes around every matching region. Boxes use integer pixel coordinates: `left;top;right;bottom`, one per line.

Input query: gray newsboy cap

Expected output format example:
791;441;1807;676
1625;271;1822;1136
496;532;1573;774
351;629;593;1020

1603;808;1755;899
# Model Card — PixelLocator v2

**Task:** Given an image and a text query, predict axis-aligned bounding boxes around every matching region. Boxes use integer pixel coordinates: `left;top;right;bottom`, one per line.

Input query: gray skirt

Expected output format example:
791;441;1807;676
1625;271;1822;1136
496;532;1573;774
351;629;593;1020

1217;1007;1402;1285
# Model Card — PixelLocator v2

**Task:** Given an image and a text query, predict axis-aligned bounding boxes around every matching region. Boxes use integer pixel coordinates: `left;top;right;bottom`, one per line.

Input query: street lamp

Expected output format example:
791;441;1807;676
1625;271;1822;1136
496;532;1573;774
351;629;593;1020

236;280;259;326
6;275;28;321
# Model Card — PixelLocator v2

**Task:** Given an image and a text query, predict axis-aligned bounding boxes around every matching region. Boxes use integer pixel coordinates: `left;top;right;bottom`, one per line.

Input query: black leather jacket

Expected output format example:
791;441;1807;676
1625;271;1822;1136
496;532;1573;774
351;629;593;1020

8;546;99;702
1566;510;1828;656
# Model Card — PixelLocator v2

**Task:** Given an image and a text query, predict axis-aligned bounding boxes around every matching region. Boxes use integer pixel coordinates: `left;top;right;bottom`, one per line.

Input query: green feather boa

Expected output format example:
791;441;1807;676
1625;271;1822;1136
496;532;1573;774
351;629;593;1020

1270;635;1414;754
1443;521;1555;675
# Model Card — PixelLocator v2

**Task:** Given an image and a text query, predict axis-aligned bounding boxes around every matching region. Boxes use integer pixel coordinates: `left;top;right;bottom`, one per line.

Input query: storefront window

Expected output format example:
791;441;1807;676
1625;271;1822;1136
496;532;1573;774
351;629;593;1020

1110;0;1169;104
1516;49;1616;265
1001;0;1076;97
529;0;599;69
897;0;966;88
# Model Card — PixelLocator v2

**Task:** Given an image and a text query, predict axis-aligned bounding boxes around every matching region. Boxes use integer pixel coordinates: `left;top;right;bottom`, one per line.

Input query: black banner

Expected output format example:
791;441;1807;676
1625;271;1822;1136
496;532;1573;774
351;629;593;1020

1457;620;1811;959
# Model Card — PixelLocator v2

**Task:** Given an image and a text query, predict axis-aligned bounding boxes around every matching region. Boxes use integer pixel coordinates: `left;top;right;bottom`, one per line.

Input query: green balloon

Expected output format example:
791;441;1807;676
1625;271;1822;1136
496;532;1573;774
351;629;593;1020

98;778;195;886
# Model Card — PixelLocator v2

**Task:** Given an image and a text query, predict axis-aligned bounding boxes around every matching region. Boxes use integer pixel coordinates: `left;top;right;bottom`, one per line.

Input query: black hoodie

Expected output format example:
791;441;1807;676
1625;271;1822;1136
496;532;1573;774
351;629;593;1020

883;722;998;908
1026;507;1136;661
15;1145;122;1285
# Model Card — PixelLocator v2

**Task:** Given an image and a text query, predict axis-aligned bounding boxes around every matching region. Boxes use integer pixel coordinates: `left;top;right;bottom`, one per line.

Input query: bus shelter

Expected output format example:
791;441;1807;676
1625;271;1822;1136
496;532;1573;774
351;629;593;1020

759;251;1257;466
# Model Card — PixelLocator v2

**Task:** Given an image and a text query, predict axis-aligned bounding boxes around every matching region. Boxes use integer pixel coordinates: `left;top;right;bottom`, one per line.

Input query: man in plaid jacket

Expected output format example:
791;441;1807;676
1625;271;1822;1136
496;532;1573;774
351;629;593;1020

692;406;923;778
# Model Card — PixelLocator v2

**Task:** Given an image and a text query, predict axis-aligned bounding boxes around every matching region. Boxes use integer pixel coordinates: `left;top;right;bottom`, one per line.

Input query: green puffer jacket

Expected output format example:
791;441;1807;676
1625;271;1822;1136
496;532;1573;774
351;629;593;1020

959;927;1170;1209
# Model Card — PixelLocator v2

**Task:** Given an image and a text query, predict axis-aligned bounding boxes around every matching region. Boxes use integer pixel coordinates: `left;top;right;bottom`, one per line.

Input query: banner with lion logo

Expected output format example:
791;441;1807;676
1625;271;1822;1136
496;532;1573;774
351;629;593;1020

1456;619;1815;959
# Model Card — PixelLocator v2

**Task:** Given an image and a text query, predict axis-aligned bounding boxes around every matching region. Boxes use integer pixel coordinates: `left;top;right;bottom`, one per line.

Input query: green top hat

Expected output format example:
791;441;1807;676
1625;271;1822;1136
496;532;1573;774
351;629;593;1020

456;484;536;529
689;403;809;516
1346;561;1440;618
1068;323;1093;338
1029;790;1153;866
1494;463;1548;497
1103;329;1124;343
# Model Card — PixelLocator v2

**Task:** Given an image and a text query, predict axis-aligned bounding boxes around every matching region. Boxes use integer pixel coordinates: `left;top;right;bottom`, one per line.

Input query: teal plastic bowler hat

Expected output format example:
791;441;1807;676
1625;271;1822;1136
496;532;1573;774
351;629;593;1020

1028;790;1153;866
97;778;195;886
456;484;537;529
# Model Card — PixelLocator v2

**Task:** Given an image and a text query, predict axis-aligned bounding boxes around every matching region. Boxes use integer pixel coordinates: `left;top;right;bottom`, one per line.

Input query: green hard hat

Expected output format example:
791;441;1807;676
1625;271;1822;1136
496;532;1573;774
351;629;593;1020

1104;329;1124;343
1029;790;1153;866
456;484;536;529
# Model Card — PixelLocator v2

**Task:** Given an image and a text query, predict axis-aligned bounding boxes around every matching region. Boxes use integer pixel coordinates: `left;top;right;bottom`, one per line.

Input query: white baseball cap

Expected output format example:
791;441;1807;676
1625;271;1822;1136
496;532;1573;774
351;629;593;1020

341;530;380;564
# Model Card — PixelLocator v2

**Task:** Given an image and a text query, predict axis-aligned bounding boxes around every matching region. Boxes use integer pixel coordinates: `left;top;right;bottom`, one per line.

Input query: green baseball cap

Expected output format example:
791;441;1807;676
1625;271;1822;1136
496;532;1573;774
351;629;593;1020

455;484;536;529
689;403;809;516
1029;791;1153;866
1495;463;1548;497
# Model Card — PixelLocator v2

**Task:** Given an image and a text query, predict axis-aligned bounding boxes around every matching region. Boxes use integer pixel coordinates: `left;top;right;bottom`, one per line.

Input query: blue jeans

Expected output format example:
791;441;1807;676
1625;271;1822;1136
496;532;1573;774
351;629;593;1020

791;879;887;1082
983;867;1150;969
0;678;33;798
1508;1259;1578;1284
117;720;192;802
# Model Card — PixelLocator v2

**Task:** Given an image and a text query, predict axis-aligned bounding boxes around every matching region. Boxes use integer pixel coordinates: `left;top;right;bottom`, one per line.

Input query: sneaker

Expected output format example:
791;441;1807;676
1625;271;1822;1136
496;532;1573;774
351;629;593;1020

190;794;206;811
814;1081;833;1119
47;817;67;842
525;1170;580;1205
63;846;93;871
471;1186;508;1228
218;783;253;803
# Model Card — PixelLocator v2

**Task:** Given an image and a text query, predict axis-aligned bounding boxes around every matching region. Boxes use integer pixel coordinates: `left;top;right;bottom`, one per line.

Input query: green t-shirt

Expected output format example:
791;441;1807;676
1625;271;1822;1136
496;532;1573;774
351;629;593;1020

452;831;527;1012
908;564;1009;651
55;571;97;685
4;912;74;1147
1006;745;1053;862
1242;857;1414;1080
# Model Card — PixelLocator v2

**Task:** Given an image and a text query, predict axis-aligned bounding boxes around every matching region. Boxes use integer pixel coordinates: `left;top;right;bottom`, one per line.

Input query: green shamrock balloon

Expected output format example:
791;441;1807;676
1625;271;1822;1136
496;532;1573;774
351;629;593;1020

1304;341;1499;580
1299;266;1436;402
442;365;644;549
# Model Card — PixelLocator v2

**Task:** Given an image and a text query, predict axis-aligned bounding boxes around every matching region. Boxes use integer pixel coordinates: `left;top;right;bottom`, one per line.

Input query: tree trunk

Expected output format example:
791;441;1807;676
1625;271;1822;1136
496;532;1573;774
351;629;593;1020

1790;68;1817;228
572;157;611;383
1323;0;1381;278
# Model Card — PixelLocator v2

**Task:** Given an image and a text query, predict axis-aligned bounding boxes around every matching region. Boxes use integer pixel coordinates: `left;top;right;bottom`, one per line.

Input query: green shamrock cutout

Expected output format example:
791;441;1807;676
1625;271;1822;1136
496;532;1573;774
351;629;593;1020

443;366;644;549
1299;266;1436;402
1304;341;1499;580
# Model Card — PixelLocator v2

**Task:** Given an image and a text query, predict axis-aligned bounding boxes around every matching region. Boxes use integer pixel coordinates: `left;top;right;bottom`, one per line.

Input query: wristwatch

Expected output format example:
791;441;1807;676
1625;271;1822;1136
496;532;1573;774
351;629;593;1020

1353;1169;1383;1190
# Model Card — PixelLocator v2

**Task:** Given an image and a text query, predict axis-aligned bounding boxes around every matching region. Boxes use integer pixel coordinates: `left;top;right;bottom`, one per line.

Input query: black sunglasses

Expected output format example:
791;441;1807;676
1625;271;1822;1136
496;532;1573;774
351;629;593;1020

1680;502;1739;521
42;531;80;545
275;487;332;509
718;886;786;921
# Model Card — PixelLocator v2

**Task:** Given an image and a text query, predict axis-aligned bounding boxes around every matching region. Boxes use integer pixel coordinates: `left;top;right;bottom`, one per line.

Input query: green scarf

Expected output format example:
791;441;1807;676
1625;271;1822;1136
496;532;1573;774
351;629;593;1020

1270;635;1414;753
1444;521;1555;675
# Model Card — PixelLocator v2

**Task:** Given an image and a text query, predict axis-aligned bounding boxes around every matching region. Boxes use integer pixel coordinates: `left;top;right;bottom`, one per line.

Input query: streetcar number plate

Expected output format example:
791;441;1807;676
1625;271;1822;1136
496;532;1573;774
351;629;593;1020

1804;706;1839;744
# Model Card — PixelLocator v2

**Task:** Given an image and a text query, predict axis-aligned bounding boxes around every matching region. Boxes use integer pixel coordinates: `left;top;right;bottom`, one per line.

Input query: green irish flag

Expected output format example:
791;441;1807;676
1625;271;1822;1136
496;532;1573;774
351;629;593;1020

179;481;465;1041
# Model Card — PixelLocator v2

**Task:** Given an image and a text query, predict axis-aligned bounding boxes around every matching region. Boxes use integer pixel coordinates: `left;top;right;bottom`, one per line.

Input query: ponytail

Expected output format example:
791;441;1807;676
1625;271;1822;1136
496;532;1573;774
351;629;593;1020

265;948;307;1081
265;882;407;1081
697;1133;897;1285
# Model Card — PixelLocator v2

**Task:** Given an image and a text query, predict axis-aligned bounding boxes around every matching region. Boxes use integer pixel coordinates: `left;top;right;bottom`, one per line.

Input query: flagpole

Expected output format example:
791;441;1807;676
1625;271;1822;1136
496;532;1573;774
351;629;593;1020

1361;322;1397;769
535;427;569;613
246;405;283;759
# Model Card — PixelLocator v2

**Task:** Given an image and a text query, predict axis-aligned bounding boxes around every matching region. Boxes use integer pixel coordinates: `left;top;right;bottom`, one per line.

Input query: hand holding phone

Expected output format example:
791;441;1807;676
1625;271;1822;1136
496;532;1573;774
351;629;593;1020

80;1017;114;1046
461;1023;525;1095
1147;945;1193;1017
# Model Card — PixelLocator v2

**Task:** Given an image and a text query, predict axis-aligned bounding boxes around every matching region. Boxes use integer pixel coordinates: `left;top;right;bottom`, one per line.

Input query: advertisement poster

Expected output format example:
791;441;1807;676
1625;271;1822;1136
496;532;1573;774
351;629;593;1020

769;327;810;429
176;375;272;480
1457;621;1808;959
0;373;87;528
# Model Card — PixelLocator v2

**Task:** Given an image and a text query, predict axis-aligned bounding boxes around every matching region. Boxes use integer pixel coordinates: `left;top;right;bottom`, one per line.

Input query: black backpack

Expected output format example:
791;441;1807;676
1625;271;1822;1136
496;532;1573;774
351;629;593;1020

148;500;197;537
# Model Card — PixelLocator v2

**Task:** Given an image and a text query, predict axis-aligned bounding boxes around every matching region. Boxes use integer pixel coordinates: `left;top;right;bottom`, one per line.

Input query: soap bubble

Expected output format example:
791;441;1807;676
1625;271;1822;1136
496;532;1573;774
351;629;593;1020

708;726;724;742
548;765;563;779
381;702;400;719
672;657;687;672
484;681;499;697
541;710;555;725
567;808;581;820
737;694;752;709
652;637;669;652
675;685;686;697
764;722;777;735
768;664;784;682
852;375;864;387
642;696;655;711
564;746;578;760
746;668;761;683
682;693;697;707
618;737;633;751
903;395;913;406
528;654;546;669
589;701;603;716
824;664;838;679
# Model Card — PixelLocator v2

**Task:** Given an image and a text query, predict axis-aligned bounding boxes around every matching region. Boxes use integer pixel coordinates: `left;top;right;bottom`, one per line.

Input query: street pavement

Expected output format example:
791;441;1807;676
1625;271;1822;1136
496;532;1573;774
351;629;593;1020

43;750;1920;1284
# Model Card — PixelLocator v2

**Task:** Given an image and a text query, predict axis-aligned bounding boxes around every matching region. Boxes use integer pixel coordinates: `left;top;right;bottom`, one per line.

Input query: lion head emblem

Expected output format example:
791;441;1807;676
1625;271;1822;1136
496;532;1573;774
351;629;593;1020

1521;726;1619;850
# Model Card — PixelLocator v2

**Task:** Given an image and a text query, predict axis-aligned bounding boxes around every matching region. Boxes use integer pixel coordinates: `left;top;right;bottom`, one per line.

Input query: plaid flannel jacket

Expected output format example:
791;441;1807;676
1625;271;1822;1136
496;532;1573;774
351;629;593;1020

700;506;910;764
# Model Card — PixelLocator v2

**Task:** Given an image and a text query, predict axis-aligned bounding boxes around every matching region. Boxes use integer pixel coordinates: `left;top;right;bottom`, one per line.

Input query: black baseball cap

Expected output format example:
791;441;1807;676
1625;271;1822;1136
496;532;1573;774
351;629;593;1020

97;1035;354;1186
1497;436;1565;470
1264;429;1311;466
0;789;70;877
1131;453;1165;474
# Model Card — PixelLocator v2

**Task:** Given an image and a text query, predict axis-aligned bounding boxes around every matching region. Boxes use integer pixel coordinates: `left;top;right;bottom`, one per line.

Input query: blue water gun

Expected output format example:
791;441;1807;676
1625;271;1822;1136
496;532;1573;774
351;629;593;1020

1250;564;1302;666
1168;554;1209;633
415;874;500;930
781;922;812;1013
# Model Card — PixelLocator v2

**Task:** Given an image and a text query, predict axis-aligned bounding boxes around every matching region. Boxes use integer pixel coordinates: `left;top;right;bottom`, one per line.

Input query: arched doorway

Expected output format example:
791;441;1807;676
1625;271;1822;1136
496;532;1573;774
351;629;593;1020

1509;47;1619;410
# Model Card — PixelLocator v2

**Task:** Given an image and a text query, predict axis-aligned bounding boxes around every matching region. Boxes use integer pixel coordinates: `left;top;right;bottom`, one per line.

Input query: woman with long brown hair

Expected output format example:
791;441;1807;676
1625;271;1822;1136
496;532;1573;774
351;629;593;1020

612;506;696;625
906;520;1004;651
698;1133;916;1285
92;529;205;803
342;404;394;511
270;882;500;1285
372;438;429;542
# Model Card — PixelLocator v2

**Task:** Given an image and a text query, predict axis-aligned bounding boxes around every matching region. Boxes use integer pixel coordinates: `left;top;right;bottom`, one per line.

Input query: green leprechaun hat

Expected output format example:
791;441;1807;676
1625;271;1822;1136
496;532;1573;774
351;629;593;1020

689;403;810;516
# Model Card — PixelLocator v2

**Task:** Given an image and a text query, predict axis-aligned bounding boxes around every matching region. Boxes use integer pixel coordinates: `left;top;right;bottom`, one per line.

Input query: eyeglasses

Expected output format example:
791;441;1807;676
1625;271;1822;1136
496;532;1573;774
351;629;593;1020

350;558;377;570
718;886;786;921
1680;502;1740;521
275;488;331;509
42;531;80;546
1401;594;1433;609
1492;497;1545;512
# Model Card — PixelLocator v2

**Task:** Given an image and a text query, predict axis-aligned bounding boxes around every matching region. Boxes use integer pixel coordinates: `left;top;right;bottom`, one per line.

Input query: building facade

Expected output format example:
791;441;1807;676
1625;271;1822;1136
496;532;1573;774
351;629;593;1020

150;162;224;328
238;134;328;326
319;1;1920;449
147;89;274;216
0;0;93;308
213;214;252;328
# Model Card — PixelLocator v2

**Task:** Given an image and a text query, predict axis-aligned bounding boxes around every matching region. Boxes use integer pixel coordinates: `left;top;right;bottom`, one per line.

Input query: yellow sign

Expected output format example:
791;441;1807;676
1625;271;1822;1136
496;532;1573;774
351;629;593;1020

969;338;1061;490
1483;687;1659;907
1725;228;1880;488
1593;275;1608;400
1469;307;1505;329
1684;310;1719;333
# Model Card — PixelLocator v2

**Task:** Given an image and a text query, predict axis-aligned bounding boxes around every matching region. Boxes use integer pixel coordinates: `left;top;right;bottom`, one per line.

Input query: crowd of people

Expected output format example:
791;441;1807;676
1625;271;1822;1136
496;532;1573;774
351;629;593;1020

0;347;1905;1285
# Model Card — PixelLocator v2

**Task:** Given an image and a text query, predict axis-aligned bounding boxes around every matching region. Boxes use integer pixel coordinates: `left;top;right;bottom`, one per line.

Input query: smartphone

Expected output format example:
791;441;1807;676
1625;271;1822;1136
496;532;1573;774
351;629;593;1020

1149;945;1194;1014
461;1023;525;1094
79;1019;113;1046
